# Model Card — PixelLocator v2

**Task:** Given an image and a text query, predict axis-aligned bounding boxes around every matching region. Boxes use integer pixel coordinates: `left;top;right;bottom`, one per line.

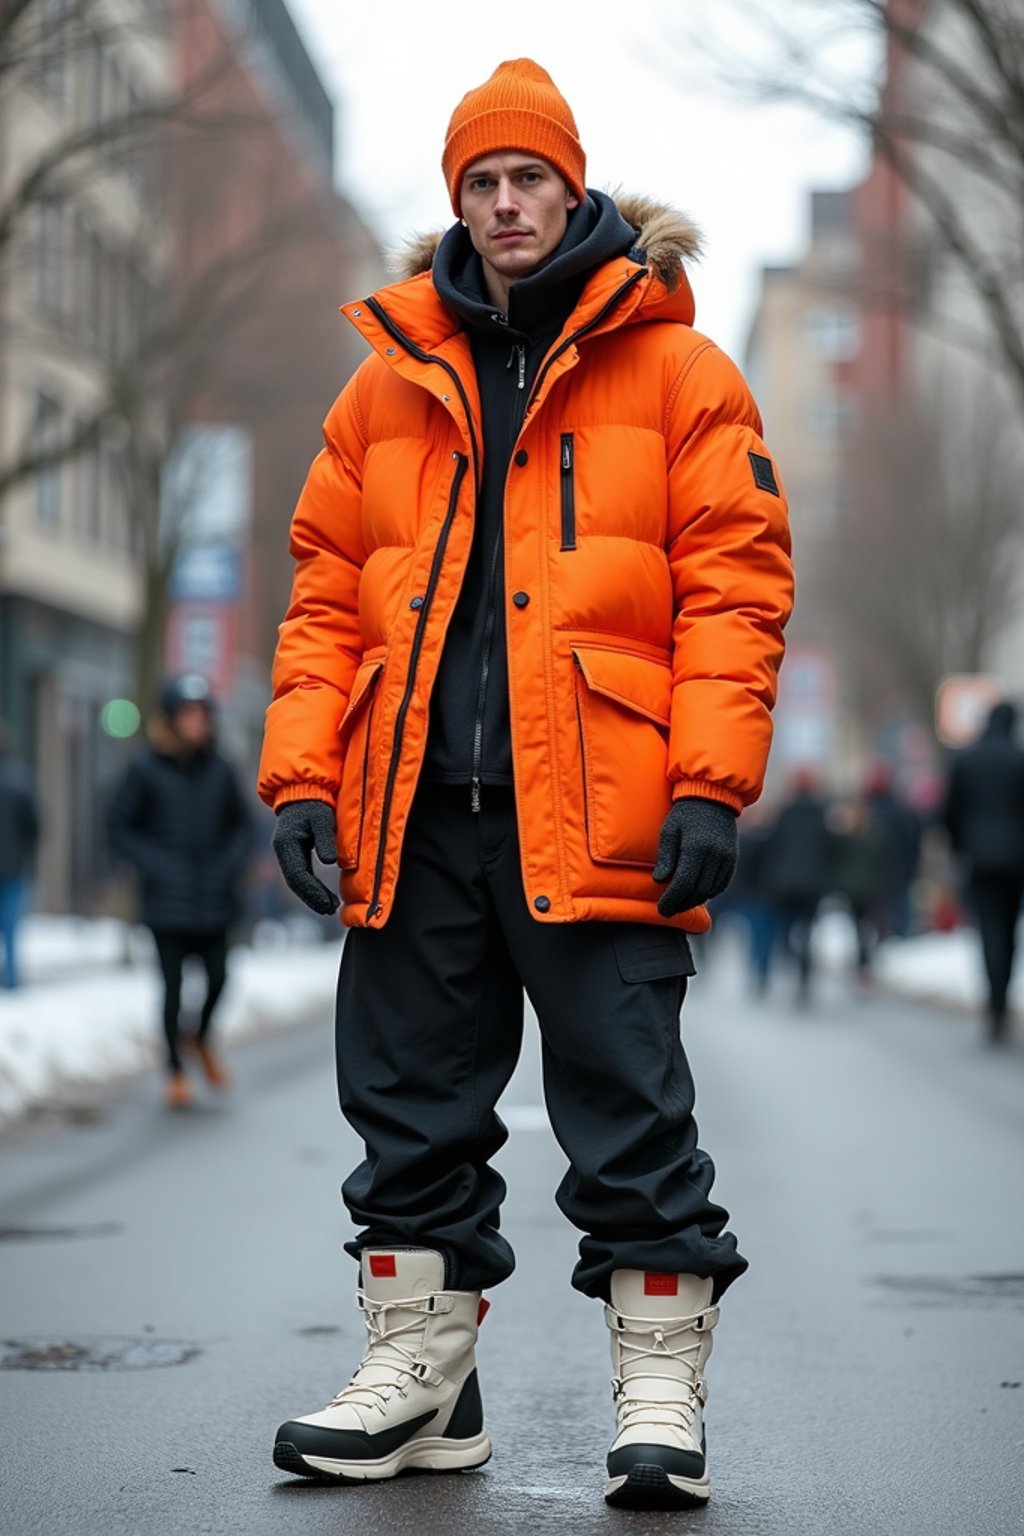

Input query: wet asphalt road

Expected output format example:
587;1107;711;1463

2;939;1024;1536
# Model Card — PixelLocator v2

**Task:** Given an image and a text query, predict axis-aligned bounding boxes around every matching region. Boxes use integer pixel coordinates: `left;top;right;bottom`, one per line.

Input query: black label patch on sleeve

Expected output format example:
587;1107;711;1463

748;451;780;497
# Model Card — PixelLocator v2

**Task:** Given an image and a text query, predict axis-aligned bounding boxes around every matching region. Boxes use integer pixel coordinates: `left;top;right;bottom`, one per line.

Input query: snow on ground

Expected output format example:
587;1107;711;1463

1;910;1017;1131
0;917;341;1129
814;909;1020;1012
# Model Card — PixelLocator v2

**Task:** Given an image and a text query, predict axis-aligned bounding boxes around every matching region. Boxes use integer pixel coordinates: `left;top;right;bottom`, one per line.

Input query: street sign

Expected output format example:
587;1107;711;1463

168;543;242;604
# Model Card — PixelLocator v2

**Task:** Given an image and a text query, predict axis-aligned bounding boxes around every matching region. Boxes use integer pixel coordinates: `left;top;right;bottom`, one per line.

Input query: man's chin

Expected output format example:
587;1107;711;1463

488;246;545;280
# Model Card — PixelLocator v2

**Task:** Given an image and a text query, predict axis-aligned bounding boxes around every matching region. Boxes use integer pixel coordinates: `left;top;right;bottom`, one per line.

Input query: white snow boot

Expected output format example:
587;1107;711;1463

273;1248;491;1482
603;1270;719;1509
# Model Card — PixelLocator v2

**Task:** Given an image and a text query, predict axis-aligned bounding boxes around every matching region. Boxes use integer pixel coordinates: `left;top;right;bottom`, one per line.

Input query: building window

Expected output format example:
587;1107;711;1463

86;33;105;123
73;420;102;541
37;198;64;312
805;306;860;362
34;391;63;529
36;0;69;108
807;388;859;442
78;224;104;342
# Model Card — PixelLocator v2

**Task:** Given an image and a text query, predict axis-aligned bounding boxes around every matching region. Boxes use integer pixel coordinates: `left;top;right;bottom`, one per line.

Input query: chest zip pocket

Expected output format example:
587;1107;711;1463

560;433;576;551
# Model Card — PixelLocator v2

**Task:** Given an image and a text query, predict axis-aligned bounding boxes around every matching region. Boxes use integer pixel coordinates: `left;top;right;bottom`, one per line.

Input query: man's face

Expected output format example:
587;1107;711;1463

173;702;212;747
460;152;579;292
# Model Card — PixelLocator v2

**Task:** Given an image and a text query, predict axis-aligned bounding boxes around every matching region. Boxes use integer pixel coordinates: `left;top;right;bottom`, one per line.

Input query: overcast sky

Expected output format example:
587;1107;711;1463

287;0;872;361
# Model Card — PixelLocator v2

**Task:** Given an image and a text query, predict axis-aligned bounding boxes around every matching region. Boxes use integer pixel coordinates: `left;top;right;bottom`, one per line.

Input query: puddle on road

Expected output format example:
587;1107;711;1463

0;1337;201;1371
0;1222;122;1243
871;1273;1024;1309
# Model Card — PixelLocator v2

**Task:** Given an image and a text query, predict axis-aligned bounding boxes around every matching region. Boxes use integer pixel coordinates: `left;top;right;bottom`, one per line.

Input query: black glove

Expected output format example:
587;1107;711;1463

653;797;739;918
272;800;340;915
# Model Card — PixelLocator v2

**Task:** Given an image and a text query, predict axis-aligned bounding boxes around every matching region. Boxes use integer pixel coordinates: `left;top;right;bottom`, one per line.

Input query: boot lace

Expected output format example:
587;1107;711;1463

329;1291;439;1416
609;1305;717;1435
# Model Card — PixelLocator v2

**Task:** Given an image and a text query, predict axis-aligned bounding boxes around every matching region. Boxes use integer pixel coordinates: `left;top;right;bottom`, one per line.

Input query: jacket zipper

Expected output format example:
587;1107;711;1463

560;432;576;551
468;277;643;812
573;653;591;848
526;268;647;414
364;296;481;486
367;451;469;915
470;340;528;813
363;295;481;918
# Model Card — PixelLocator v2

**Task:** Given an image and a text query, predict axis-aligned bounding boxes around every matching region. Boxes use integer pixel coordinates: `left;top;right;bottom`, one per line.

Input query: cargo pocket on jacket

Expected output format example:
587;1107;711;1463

572;645;673;866
337;658;384;871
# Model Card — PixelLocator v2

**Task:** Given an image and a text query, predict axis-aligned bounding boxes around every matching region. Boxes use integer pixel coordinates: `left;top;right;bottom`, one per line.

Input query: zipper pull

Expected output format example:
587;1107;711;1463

471;776;482;814
517;345;526;390
561;437;573;473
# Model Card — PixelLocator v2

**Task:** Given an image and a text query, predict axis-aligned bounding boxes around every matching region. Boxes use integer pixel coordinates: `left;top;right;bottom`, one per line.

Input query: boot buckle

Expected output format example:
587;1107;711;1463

409;1359;446;1387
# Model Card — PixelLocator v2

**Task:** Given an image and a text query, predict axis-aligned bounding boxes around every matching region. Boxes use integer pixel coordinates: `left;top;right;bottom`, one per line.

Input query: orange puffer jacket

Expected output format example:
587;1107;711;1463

258;195;794;934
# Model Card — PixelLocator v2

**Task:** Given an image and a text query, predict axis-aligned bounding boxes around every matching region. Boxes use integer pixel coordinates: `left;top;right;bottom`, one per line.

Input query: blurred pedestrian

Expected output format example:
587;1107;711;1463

108;676;252;1106
729;813;779;995
863;763;922;939
258;58;793;1508
942;700;1024;1043
0;720;41;989
762;769;834;1005
831;793;891;991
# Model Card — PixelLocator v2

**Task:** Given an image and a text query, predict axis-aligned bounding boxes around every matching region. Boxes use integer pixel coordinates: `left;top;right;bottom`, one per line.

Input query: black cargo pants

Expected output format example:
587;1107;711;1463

336;783;746;1301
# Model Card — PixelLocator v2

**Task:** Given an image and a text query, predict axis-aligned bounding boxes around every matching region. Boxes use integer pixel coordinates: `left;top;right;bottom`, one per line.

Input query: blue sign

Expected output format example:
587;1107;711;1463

169;544;242;604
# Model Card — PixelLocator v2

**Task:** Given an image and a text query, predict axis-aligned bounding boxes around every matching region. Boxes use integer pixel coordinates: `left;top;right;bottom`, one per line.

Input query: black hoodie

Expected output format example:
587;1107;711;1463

423;191;637;795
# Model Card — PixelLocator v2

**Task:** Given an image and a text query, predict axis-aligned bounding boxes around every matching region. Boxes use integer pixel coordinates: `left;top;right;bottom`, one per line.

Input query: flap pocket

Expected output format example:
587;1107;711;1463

613;926;695;983
572;645;671;727
338;658;384;872
572;646;672;867
339;658;384;738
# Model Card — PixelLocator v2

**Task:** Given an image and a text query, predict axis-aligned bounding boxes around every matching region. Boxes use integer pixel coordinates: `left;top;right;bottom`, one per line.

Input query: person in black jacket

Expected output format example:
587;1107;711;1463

0;720;41;989
943;700;1024;1042
108;675;252;1106
762;769;835;1005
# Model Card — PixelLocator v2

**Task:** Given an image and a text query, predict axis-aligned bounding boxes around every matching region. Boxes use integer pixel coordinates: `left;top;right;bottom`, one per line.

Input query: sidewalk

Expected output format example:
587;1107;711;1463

0;916;341;1129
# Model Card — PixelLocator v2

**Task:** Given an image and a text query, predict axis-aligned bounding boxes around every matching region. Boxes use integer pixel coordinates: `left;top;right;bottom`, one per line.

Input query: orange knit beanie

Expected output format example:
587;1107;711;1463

442;59;586;216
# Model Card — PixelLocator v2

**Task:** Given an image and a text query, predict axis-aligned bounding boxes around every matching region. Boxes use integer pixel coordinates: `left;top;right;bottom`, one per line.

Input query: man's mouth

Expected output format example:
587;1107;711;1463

493;229;531;242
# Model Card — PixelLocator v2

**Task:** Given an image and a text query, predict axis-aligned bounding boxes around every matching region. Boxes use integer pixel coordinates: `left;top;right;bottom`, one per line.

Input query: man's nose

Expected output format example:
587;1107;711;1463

494;177;519;214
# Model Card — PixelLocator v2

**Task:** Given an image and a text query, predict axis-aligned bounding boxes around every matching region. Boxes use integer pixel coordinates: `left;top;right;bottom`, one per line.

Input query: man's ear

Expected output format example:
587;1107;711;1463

566;190;580;210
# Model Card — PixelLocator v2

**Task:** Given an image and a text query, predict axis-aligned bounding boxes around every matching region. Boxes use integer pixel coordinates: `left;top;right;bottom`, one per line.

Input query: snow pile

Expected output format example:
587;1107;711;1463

0;919;341;1128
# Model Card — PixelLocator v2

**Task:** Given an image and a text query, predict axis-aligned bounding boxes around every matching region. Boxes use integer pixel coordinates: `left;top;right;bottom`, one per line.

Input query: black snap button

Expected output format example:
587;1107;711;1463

409;595;424;610
512;591;530;608
514;449;528;467
534;895;551;913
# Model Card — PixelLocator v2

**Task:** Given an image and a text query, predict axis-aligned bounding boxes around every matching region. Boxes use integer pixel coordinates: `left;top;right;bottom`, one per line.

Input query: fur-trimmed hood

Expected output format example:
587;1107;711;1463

393;192;703;294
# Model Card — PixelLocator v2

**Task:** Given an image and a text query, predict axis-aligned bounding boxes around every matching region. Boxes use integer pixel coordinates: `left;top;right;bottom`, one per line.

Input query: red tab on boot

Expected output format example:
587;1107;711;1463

369;1254;397;1278
644;1272;679;1297
477;1298;491;1326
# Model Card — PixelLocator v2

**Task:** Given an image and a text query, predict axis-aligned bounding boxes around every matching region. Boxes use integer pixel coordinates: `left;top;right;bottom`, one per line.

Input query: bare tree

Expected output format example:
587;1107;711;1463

825;381;1024;723
1;0;353;712
0;0;259;499
667;0;1024;416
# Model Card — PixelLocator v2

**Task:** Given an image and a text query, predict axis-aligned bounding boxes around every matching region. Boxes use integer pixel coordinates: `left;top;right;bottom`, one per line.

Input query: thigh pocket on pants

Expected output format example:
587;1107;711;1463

612;926;695;983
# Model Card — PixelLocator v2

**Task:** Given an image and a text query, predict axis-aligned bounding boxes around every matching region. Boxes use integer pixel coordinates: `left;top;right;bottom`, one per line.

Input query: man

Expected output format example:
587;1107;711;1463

260;60;792;1509
109;675;252;1107
943;700;1024;1042
0;720;40;988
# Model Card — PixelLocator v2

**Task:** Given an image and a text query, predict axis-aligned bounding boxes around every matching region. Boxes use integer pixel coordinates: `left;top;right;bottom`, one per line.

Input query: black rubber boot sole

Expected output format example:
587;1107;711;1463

605;1462;709;1510
272;1439;492;1484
